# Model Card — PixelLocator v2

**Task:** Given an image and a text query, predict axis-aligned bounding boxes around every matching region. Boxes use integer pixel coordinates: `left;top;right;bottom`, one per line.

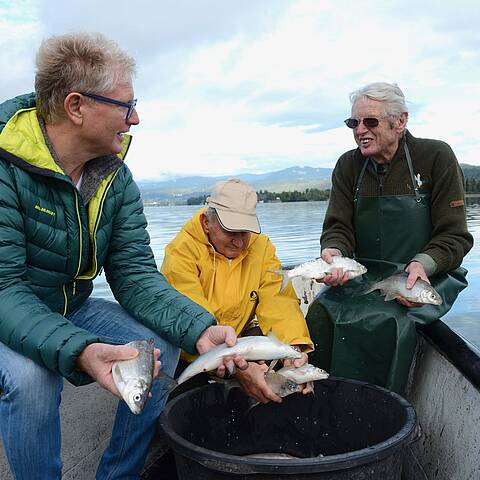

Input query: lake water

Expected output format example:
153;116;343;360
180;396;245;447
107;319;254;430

94;199;480;350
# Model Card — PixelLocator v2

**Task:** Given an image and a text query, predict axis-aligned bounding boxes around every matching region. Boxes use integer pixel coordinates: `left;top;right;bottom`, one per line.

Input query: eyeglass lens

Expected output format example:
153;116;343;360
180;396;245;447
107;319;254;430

344;117;380;129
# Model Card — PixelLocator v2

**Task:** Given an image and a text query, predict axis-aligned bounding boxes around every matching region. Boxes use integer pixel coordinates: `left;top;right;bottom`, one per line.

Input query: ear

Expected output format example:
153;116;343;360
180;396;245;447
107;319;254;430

396;112;408;134
200;213;210;235
63;93;85;126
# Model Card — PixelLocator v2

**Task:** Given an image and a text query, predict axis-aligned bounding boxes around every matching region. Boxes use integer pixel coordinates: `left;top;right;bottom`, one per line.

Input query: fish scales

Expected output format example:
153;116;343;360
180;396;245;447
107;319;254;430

112;339;155;415
364;272;442;305
270;256;367;291
177;332;302;385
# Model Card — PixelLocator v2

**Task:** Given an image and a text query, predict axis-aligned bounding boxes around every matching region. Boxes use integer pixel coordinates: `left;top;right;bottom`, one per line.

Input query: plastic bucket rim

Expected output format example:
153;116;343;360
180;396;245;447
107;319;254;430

159;377;418;474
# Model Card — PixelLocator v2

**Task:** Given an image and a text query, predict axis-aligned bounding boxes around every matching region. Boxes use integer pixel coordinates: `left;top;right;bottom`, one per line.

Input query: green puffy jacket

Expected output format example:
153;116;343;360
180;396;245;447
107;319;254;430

0;94;215;385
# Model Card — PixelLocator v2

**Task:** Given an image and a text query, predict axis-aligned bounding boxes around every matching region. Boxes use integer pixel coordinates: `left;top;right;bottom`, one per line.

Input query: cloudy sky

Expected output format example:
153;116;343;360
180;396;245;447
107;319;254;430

1;0;479;180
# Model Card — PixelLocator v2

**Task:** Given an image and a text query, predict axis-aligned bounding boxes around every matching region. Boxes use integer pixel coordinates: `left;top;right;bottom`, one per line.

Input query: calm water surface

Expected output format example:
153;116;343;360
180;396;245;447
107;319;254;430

94;200;480;350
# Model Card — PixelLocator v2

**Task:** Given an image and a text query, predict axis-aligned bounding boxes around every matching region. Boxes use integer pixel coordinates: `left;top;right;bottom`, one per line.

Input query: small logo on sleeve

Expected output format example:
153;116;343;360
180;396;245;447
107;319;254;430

449;200;464;208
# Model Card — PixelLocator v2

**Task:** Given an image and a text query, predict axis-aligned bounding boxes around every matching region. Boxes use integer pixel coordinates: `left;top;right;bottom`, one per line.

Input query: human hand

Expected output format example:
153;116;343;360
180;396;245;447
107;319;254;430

320;248;350;286
76;343;161;398
397;261;429;308
282;350;308;368
196;325;249;377
282;350;314;395
235;362;282;404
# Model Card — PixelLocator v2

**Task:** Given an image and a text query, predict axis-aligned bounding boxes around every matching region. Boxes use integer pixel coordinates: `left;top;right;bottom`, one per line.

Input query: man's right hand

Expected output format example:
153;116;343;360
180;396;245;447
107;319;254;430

320;248;350;286
76;343;161;398
234;362;283;404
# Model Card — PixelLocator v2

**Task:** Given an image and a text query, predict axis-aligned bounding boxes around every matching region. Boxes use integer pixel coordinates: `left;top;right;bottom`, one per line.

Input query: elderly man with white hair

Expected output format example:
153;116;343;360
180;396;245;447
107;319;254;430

308;82;473;394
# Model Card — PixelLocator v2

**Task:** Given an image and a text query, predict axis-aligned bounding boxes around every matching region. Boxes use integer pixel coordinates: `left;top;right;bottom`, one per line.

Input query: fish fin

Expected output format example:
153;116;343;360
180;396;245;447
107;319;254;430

383;292;397;301
225;359;236;376
267;359;279;372
268;269;291;293
266;331;284;346
245;398;260;413
156;369;178;387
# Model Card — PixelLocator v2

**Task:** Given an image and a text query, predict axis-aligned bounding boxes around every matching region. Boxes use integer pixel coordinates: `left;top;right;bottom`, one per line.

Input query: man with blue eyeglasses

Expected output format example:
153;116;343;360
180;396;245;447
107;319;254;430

0;32;247;479
307;82;473;395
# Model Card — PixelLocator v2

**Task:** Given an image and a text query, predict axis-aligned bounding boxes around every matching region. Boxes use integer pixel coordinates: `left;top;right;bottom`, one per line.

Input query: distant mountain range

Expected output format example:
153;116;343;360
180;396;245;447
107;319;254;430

137;163;480;205
138;166;333;204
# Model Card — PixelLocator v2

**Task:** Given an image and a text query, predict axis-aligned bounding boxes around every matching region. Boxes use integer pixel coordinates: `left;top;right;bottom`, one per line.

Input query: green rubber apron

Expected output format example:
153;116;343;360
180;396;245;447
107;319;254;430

307;143;468;394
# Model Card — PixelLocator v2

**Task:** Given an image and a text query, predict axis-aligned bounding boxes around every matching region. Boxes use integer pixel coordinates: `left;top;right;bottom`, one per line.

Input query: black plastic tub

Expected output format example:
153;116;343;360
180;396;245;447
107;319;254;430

159;378;418;479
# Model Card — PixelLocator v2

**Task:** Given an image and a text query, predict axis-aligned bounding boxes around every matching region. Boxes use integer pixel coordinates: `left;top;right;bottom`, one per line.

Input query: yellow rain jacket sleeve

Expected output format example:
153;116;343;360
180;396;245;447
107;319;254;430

161;209;313;357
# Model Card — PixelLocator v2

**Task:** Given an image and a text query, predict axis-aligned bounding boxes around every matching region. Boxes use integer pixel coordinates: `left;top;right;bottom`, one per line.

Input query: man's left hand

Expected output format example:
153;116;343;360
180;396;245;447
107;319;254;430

397;261;429;308
195;325;249;377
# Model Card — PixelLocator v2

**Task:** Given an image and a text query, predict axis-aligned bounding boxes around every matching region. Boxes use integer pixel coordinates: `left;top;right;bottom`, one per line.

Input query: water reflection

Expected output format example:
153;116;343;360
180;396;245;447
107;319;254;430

93;201;480;349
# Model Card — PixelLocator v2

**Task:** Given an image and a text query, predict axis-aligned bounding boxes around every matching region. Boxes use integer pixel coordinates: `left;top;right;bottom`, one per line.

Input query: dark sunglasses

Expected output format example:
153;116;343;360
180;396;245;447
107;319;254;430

80;92;137;121
344;117;383;129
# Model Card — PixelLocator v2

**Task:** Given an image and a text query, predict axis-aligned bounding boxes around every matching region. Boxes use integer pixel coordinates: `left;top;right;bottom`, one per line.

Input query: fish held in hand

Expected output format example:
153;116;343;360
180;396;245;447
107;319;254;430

270;256;367;292
177;332;302;385
112;339;155;415
275;363;329;383
363;272;443;305
247;363;329;410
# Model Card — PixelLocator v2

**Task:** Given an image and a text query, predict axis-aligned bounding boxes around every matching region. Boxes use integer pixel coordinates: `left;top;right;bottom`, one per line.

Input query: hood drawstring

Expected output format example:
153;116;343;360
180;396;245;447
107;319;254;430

207;243;217;305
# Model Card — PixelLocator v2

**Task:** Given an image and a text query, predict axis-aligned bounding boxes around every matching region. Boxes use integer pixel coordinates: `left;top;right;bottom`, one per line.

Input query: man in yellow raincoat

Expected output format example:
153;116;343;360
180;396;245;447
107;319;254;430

161;178;313;404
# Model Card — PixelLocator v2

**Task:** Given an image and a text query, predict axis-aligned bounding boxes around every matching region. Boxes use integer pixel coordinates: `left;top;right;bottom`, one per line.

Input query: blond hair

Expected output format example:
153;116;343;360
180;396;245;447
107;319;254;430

35;32;136;122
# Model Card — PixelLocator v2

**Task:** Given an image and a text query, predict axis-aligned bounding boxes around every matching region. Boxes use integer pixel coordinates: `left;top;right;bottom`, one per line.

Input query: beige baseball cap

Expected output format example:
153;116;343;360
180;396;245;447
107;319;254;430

206;178;261;233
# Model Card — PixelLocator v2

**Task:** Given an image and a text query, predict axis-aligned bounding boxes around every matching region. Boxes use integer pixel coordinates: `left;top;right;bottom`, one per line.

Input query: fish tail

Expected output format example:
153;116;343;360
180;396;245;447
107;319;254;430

358;283;374;295
268;269;291;292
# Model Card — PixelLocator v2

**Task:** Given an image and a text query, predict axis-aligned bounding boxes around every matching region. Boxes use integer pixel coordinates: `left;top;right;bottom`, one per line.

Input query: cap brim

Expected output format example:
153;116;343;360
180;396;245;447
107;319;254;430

215;209;260;234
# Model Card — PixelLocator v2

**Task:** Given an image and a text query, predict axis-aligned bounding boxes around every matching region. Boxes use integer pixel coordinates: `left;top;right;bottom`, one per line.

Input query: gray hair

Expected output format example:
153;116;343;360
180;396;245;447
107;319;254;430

204;207;217;221
349;82;408;118
35;32;136;122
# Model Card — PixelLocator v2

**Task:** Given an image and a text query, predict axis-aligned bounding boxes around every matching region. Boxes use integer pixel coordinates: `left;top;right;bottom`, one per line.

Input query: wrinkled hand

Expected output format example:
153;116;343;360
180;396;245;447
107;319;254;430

319;248;350;286
76;343;161;399
282;352;314;395
397;261;429;308
196;325;248;377
235;362;282;404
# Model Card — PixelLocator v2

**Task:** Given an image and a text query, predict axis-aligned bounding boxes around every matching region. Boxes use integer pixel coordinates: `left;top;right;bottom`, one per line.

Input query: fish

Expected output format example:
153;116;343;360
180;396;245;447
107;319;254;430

112;339;155;415
275;363;329;383
363;272;443;305
269;256;367;292
244;453;300;459
177;332;303;385
245;363;329;410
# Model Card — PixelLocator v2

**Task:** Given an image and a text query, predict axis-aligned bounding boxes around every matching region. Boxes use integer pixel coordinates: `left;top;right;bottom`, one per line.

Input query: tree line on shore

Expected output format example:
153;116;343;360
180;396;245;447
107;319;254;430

187;188;330;205
186;177;480;205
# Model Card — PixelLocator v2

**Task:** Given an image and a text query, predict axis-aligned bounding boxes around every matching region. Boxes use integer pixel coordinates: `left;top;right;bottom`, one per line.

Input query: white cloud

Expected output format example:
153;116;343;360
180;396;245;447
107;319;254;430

1;0;479;179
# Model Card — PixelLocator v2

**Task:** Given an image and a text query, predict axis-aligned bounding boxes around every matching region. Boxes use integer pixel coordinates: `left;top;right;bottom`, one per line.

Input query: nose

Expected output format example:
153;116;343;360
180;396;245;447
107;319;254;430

231;236;245;248
354;121;369;135
128;108;140;126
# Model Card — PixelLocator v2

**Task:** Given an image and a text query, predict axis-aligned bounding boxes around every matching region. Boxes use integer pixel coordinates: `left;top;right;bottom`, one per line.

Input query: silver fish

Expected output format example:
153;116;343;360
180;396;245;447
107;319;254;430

275;363;329;383
270;256;367;292
112;339;155;415
177;332;303;385
246;364;329;410
364;272;443;305
264;372;303;397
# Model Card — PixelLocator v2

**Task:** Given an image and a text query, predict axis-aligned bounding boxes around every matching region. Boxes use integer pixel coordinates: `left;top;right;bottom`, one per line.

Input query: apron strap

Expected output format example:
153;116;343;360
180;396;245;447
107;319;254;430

353;135;421;203
404;141;421;203
354;158;369;203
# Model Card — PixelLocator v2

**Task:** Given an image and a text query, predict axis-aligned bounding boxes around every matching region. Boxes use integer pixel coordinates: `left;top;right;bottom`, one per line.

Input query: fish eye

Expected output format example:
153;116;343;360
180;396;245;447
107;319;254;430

133;393;142;402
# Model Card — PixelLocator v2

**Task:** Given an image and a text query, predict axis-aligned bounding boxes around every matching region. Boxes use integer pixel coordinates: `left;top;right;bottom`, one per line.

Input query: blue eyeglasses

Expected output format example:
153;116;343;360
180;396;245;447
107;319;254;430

80;92;137;121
